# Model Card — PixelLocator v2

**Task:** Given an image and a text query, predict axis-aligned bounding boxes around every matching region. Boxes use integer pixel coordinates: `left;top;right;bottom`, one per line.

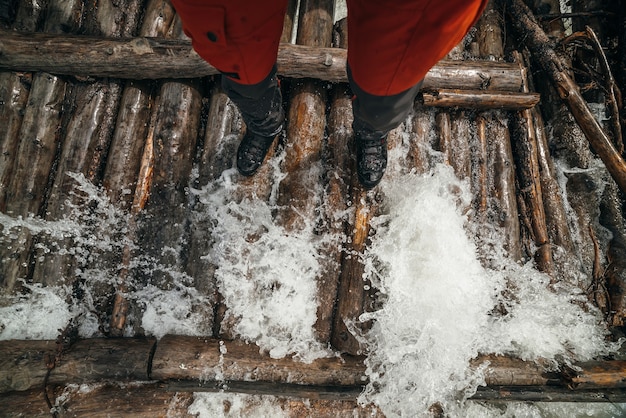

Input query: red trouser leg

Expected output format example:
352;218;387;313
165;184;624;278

170;0;288;135
170;0;288;85
346;0;488;97
347;0;487;134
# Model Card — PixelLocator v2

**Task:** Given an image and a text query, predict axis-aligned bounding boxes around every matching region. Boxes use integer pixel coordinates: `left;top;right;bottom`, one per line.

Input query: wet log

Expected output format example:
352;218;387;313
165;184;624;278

0;0;86;292
103;0;177;209
4;336;626;403
274;0;334;344
408;103;435;174
2;384;194;418
438;110;471;179
0;72;30;210
0;29;525;91
151;335;365;387
503;0;626;194
422;89;540;110
471;2;522;263
2;384;384;418
110;17;204;336
509;52;553;272
0;337;154;393
316;19;351;344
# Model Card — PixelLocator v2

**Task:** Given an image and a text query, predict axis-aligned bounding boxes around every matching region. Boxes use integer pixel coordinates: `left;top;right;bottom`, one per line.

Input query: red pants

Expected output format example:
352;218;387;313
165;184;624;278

170;0;487;96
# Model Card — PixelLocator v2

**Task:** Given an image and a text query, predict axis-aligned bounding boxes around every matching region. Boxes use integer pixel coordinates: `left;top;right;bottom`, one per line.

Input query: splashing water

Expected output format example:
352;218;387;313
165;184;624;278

194;166;332;362
356;165;620;417
0;161;623;416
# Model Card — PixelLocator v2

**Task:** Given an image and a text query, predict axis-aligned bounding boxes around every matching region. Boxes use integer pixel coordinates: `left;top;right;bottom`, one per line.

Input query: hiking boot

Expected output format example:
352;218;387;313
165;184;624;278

355;130;388;189
236;128;280;176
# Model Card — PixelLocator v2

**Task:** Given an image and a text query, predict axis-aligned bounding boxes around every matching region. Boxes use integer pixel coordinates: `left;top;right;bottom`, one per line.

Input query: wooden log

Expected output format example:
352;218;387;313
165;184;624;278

2;383;194;418
422;89;540;110
0;339;57;393
316;19;351;344
4;336;626;403
0;72;30;210
408;103;435;174
503;0;626;194
0;337;154;393
103;0;177;209
438;110;471;179
0;29;526;91
509;52;553;272
2;384;384;417
110;17;204;335
0;73;68;292
151;335;366;386
274;1;334;346
0;0;86;293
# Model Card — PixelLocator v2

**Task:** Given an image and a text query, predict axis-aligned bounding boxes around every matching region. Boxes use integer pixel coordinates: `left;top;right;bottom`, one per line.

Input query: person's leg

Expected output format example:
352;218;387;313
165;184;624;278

347;0;487;188
170;0;288;175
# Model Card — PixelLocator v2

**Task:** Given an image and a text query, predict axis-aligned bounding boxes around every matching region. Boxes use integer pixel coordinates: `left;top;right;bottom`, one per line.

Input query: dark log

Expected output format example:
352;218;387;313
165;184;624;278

0;72;67;292
4;336;626;403
422;89;540;110
438;110;470;179
510;52;553;272
0;29;525;90
317;18;351;344
0;339;57;393
0;72;30;210
0;337;154;393
281;0;298;43
407;103;434;174
151;335;366;386
110;17;204;335
103;0;177;209
503;0;626;194
472;3;522;263
2;384;384;417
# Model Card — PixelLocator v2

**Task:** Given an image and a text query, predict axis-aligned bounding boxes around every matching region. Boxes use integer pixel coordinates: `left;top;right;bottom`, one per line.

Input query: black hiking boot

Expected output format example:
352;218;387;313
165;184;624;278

236;128;281;176
355;129;388;189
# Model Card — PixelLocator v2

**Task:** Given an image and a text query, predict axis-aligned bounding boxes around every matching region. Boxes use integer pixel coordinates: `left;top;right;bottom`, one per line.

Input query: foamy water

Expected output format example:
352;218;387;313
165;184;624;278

1;159;624;417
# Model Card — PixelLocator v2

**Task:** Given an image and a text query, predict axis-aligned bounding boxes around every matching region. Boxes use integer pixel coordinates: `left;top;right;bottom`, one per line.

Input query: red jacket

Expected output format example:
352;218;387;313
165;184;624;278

171;0;487;96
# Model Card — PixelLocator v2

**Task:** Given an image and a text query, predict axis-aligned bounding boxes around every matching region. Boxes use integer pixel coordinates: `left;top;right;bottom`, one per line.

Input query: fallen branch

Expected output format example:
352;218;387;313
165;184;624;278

502;0;626;194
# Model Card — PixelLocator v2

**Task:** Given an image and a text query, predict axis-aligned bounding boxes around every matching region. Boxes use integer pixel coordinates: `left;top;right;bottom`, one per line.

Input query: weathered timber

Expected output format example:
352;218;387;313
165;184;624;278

0;29;525;90
503;0;626;194
438;110;470;180
31;0;145;288
111;17;204;336
104;1;177;334
151;335;365;386
0;72;30;210
103;0;177;209
4;336;626;403
0;337;154;393
275;0;334;344
490;115;524;261
0;0;86;292
317;18;351;344
422;89;540;110
2;384;384;418
408;102;435;174
510;52;553;272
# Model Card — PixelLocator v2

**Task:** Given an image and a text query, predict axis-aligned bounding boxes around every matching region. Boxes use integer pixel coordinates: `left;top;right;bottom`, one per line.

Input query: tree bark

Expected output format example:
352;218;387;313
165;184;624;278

422;89;539;109
0;29;526;90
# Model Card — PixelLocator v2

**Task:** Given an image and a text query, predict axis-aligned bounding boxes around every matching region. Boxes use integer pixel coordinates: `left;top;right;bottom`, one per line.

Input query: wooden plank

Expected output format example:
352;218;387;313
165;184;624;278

0;29;525;91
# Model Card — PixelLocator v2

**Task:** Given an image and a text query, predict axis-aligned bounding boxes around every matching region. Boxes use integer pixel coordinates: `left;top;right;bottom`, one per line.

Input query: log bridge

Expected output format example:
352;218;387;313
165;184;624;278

2;335;626;416
2;0;626;415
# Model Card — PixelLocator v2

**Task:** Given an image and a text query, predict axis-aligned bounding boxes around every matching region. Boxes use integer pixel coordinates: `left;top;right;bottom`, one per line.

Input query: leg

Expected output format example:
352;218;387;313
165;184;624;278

347;0;488;188
170;0;288;175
